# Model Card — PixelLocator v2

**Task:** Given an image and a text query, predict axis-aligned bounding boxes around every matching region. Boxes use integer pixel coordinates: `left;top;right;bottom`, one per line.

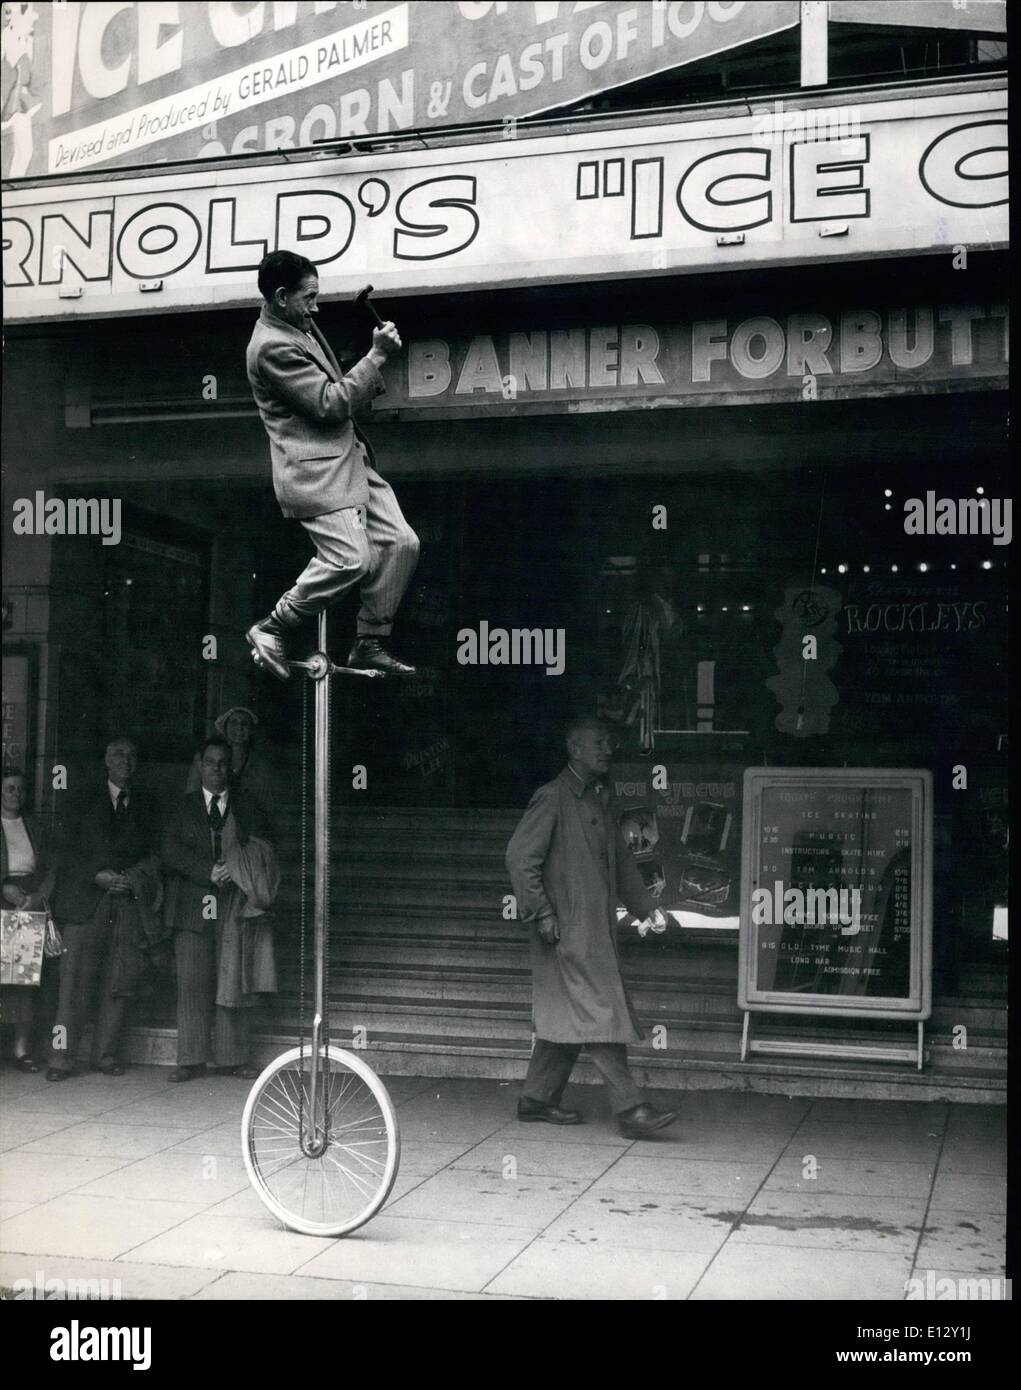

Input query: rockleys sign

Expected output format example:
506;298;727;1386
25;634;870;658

2;86;1007;321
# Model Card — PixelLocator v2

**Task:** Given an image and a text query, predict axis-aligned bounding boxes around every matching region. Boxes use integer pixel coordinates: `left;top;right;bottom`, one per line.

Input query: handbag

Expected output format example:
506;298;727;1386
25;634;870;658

43;912;64;959
0;909;47;985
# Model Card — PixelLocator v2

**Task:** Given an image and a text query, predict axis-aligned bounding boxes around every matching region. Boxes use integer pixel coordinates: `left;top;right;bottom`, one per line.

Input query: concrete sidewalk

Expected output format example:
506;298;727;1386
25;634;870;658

0;1065;1008;1301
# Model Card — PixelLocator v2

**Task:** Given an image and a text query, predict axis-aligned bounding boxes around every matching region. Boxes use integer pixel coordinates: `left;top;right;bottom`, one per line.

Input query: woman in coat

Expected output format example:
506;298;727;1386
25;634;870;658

185;707;277;827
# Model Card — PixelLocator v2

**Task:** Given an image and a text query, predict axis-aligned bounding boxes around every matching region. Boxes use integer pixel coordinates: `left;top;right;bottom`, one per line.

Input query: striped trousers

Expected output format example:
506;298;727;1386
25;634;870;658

275;468;419;636
174;929;248;1069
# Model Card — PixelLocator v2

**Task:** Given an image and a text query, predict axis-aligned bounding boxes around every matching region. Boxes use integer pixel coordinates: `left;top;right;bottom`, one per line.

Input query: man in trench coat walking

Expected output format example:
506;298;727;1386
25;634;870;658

506;715;678;1139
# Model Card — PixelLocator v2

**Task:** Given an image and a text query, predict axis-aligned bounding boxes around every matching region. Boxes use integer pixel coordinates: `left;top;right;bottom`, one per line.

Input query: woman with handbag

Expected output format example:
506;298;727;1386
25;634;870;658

1;765;58;1073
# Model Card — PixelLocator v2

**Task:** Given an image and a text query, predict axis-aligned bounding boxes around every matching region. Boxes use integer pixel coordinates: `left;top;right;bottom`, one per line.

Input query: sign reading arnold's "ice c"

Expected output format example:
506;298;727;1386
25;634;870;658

2;87;1006;321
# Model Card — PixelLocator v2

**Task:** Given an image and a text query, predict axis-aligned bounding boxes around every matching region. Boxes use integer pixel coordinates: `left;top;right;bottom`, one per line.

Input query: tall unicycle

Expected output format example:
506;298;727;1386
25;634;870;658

241;613;400;1236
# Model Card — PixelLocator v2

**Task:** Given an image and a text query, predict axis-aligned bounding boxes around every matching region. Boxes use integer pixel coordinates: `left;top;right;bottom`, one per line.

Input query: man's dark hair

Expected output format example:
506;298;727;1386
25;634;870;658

198;734;232;762
258;250;317;302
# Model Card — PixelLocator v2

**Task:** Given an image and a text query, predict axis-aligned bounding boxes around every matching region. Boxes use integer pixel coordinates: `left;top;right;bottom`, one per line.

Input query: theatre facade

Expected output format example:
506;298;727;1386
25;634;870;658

2;64;1008;1099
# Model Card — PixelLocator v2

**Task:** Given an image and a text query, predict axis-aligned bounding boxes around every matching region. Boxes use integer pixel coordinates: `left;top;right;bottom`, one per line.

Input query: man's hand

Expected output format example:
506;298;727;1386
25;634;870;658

95;869;127;892
2;883;28;908
636;908;668;938
535;915;560;945
368;321;402;367
211;861;232;886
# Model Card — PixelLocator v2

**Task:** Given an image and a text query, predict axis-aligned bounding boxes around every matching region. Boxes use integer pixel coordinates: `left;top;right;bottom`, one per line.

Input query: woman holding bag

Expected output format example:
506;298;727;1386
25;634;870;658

1;766;57;1073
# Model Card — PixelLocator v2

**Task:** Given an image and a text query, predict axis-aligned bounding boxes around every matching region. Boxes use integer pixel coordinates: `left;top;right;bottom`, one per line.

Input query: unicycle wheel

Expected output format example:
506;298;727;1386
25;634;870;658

241;1045;400;1237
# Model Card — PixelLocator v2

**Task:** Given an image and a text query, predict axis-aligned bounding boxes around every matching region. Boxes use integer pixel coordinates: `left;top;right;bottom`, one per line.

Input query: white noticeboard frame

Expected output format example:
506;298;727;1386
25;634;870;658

738;767;934;1067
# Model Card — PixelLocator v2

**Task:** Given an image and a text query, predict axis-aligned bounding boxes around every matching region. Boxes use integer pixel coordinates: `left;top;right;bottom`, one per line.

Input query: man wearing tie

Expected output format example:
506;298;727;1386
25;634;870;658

162;736;273;1082
47;737;163;1080
244;249;419;680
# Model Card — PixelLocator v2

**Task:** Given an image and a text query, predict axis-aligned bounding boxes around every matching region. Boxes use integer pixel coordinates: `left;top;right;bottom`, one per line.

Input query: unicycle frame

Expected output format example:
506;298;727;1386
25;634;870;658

298;612;383;1158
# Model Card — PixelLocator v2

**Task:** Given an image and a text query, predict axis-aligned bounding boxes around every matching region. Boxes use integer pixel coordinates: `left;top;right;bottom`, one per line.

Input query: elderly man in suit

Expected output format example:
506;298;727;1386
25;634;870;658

162;735;274;1082
46;737;163;1081
244;249;419;680
506;715;678;1139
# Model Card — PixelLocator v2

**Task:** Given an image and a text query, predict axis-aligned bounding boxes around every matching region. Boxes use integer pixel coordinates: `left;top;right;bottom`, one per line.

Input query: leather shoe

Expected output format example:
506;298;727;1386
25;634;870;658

618;1103;678;1139
346;638;415;676
46;1067;74;1082
212;1064;259;1079
13;1054;40;1073
168;1064;206;1083
93;1061;126;1076
246;616;292;681
517;1097;584;1125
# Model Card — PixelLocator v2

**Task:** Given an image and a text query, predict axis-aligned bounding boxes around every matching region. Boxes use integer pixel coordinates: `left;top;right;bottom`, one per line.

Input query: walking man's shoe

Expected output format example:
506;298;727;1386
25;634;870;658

618;1103;678;1139
347;638;415;675
517;1097;585;1125
168;1063;207;1084
246;614;293;681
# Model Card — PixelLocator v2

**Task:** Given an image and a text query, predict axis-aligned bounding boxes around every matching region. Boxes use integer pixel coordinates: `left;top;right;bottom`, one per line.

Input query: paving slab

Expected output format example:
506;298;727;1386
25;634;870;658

731;1190;925;1254
915;1210;1007;1273
537;1187;739;1254
0;1193;206;1260
391;1140;477;1174
0;1109;97;1152
588;1156;773;1202
385;1167;588;1228
805;1099;949;1126
929;1171;1006;1214
627;1124;794;1163
17;1122;197;1160
763;1155;935;1198
669;1094;812;1127
191;1270;527;1299
789;1122;943;1162
94;1092;248;1130
296;1215;538;1293
936;1138;1007;1175
127;1212;336;1275
0;1083;140;1117
451;1137;626;1181
486;1119;630;1148
691;1243;916;1300
0;1150;129;1204
486;1239;710;1300
76;1151;251;1206
945;1105;1006;1136
164;1122;248;1156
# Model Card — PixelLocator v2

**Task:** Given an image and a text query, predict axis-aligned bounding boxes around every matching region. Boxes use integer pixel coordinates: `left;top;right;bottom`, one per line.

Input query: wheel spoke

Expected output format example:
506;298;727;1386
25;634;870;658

243;1049;398;1236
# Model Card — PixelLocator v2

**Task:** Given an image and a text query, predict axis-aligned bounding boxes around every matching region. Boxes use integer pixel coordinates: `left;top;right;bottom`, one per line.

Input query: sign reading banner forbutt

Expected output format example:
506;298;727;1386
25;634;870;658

2;86;1006;322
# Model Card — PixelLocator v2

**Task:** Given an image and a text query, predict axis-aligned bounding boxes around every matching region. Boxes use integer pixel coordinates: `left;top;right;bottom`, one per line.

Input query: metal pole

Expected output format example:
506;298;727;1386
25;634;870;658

307;610;330;1145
